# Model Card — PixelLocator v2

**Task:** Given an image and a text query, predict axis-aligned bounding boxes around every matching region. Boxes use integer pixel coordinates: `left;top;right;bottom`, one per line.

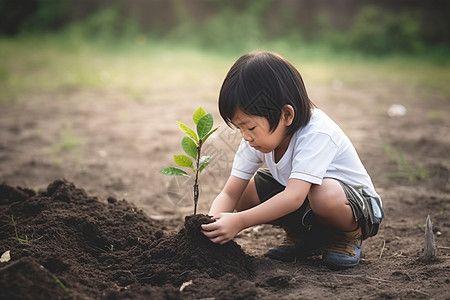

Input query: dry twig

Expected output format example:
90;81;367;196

332;273;391;283
419;215;437;262
379;239;386;259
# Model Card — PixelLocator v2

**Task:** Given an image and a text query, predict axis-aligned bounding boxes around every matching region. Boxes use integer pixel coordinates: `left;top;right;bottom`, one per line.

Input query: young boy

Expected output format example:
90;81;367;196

201;51;383;269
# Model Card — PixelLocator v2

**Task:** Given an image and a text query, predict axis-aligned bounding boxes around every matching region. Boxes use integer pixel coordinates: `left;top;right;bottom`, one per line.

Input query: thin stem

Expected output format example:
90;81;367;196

193;184;199;215
193;140;203;215
11;215;29;244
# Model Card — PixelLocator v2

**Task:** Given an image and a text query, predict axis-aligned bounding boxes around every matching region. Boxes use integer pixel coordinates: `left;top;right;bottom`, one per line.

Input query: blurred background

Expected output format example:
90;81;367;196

1;0;449;52
1;0;450;103
0;0;449;215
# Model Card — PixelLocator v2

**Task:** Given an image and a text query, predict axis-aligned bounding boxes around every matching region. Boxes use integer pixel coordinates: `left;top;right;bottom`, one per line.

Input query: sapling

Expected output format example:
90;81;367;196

159;107;218;215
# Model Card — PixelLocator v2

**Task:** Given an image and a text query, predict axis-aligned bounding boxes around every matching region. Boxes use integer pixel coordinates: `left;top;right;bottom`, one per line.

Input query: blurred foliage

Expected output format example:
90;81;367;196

0;0;69;34
171;9;263;52
347;6;424;55
19;0;70;33
316;6;427;56
0;0;449;56
64;8;140;43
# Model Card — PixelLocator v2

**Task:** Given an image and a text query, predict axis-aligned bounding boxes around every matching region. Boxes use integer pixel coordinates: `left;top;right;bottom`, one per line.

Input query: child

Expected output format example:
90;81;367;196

201;51;384;269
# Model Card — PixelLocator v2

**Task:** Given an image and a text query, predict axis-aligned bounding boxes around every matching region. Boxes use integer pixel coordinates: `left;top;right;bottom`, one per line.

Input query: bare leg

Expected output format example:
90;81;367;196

308;178;357;232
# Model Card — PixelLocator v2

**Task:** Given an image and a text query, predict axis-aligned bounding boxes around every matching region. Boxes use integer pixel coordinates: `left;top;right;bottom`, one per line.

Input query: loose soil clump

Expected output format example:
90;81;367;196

0;180;258;299
143;213;254;286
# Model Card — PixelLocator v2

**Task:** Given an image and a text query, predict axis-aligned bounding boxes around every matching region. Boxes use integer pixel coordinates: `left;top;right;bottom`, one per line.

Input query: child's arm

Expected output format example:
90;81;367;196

202;178;311;244
208;175;250;216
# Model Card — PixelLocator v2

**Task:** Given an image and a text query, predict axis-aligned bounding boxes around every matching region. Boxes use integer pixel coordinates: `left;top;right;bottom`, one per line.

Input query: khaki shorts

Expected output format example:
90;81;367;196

254;168;383;240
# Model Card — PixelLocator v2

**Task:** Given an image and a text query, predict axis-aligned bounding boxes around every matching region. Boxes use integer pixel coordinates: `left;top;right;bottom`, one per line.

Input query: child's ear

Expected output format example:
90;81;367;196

282;105;295;126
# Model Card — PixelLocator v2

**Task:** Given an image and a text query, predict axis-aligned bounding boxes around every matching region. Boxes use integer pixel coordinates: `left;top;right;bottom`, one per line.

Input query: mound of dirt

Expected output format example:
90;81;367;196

140;213;254;286
0;179;258;299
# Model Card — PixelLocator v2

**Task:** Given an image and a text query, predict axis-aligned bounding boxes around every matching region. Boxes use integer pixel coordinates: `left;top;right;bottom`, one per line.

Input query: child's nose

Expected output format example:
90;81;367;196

243;133;253;142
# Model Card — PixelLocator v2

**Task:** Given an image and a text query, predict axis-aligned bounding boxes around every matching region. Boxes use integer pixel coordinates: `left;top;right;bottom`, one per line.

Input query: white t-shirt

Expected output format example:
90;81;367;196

231;108;380;200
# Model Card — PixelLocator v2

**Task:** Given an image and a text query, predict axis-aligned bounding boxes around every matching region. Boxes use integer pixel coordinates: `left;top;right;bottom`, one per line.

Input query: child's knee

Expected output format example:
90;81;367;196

308;179;347;213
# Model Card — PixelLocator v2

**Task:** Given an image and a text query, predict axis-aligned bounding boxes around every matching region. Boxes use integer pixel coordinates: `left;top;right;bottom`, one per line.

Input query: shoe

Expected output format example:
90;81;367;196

322;227;363;270
266;234;304;262
266;226;331;262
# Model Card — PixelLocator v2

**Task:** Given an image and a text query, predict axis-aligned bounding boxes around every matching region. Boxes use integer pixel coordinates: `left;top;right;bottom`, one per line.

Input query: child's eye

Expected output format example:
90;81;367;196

248;127;256;131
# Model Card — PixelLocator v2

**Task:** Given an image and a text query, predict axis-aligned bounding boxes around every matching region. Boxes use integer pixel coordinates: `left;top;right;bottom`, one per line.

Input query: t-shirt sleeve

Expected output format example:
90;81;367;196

290;132;339;185
230;139;264;180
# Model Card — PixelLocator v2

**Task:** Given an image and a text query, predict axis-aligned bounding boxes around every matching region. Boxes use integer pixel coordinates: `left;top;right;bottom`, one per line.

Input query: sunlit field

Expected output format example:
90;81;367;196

1;34;449;105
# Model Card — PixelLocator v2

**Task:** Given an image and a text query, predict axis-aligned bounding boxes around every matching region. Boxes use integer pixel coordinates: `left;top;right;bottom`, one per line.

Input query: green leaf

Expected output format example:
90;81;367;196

177;121;198;143
159;167;188;176
197;113;213;140
199;156;211;173
201;127;218;143
174;155;194;169
182;136;197;158
192;107;207;125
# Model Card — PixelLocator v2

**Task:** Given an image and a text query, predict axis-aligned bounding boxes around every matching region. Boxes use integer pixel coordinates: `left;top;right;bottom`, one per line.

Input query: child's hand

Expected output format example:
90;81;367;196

201;213;244;244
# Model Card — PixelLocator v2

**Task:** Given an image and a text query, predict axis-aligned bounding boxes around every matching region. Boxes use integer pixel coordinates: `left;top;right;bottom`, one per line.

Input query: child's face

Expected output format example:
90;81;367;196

232;108;291;154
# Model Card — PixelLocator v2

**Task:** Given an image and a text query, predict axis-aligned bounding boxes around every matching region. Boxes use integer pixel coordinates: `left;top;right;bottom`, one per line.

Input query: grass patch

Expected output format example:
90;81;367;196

427;110;448;122
0;34;233;103
51;124;82;153
382;143;429;181
1;33;449;104
11;215;42;244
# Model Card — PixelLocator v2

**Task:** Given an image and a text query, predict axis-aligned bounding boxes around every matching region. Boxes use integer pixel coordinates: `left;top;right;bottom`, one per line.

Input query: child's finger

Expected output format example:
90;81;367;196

201;223;208;230
201;223;215;231
201;229;216;238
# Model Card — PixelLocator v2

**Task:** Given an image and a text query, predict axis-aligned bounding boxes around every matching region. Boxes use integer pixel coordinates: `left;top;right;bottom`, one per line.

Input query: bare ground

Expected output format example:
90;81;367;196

0;78;449;299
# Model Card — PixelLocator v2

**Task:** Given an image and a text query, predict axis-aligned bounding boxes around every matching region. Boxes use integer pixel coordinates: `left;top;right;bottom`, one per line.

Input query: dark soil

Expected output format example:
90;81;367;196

0;180;259;299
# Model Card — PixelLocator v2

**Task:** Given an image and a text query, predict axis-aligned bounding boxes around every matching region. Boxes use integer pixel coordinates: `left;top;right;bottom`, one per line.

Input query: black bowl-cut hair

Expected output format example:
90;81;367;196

218;51;314;137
